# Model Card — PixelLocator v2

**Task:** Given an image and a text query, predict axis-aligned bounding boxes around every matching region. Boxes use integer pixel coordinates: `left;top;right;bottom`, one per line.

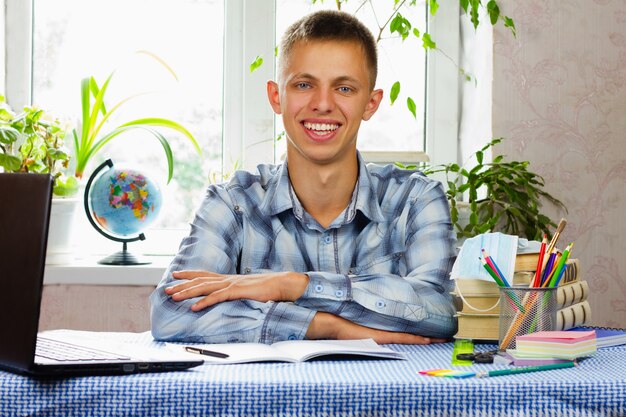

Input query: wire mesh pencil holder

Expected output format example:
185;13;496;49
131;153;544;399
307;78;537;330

498;286;557;350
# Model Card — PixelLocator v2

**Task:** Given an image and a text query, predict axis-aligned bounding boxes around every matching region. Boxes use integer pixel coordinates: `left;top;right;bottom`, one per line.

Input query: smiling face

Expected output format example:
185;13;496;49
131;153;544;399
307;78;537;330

267;40;383;168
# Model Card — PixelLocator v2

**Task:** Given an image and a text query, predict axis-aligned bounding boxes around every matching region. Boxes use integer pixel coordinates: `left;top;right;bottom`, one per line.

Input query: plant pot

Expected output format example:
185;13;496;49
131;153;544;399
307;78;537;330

46;197;81;265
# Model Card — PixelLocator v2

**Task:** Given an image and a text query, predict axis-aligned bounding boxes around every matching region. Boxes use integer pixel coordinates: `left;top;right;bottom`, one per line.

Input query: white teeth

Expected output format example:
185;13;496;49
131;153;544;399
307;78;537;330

303;122;339;132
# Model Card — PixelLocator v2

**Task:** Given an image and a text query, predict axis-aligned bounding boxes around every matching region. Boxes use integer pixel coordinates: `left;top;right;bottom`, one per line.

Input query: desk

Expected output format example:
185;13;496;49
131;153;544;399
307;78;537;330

1;332;624;417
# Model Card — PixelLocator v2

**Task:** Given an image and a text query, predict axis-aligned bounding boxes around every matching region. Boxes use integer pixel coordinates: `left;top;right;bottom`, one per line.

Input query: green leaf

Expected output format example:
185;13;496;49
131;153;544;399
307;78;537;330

429;0;439;16
0;153;22;171
504;16;517;37
406;97;417;118
422;33;436;50
450;206;458;223
250;55;264;73
119;117;202;154
89;125;175;183
412;28;420;38
469;0;480;29
487;0;500;25
390;81;401;105
47;148;68;160
53;175;79;197
390;13;401;33
460;0;469;13
390;13;412;41
0;126;20;144
476;150;483;165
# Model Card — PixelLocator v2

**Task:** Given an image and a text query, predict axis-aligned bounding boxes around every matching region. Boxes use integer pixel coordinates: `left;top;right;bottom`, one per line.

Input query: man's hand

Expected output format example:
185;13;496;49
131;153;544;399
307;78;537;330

165;270;310;312
306;312;448;345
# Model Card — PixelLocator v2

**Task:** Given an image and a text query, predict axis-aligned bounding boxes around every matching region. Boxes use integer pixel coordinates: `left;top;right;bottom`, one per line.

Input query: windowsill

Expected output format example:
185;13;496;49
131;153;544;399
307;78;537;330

43;255;171;286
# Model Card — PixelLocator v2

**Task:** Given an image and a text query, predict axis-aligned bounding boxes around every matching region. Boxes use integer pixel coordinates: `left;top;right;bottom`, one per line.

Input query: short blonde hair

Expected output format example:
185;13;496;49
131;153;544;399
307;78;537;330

278;10;378;90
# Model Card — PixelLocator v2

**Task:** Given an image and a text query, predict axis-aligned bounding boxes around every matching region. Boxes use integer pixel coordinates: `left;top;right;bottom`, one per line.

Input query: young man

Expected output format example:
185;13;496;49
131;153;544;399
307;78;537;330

150;10;457;345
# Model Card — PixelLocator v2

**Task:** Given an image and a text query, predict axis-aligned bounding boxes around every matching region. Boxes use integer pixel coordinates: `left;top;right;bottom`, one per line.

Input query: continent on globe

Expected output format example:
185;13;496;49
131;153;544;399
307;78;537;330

109;172;152;221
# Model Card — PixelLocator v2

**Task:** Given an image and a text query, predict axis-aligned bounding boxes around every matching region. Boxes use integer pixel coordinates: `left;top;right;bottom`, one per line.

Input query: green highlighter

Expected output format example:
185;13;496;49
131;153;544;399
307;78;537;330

451;339;474;366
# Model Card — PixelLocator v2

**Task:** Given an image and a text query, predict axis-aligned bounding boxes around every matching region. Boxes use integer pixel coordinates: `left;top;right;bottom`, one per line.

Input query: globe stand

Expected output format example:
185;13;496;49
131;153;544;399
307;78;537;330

98;241;150;266
84;159;153;266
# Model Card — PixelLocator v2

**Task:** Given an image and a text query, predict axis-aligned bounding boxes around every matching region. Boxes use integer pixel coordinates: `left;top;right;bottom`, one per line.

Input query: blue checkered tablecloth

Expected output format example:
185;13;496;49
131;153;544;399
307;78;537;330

1;332;625;417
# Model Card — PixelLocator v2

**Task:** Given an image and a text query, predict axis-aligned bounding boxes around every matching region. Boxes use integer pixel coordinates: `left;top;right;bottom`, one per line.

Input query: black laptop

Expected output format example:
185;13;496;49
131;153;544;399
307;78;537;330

0;173;203;376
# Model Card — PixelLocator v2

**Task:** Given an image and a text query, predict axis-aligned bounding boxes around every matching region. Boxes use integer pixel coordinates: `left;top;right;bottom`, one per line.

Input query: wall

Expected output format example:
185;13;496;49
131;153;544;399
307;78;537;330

493;0;626;327
40;285;154;332
0;0;5;92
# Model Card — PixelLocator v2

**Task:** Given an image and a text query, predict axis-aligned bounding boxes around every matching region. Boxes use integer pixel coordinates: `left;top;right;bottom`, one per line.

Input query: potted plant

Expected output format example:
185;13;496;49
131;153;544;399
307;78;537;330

0;96;83;263
421;138;567;241
0;96;77;196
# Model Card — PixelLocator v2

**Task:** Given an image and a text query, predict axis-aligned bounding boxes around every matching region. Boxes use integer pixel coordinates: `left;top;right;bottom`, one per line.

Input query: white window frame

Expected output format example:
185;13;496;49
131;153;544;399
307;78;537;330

425;0;460;168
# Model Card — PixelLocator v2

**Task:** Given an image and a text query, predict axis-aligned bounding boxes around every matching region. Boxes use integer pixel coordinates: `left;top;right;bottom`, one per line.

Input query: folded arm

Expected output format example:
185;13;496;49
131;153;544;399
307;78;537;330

150;178;457;344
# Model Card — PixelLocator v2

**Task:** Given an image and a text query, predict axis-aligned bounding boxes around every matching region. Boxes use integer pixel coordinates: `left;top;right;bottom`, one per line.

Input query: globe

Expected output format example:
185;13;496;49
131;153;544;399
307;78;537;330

88;166;162;237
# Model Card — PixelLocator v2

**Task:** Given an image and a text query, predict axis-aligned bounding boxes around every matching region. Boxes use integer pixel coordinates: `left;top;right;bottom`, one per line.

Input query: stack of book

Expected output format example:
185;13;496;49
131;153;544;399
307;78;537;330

453;254;589;341
514;330;597;360
569;326;626;348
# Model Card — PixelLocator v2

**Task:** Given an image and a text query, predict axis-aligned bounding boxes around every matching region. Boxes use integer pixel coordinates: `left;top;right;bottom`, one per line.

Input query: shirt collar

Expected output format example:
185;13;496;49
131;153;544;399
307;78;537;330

259;161;294;217
353;152;386;223
259;152;386;224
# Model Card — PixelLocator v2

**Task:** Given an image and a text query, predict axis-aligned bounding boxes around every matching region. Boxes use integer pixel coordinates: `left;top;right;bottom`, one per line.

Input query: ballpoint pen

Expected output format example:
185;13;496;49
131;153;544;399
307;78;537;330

185;346;230;359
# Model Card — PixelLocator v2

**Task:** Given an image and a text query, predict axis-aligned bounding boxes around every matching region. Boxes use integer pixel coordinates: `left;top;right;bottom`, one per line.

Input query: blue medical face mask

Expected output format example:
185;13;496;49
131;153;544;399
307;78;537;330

451;232;519;282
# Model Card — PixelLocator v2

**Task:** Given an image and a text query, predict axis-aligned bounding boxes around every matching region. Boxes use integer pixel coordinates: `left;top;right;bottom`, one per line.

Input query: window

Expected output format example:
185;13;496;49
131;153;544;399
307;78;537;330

31;0;223;230
5;0;459;256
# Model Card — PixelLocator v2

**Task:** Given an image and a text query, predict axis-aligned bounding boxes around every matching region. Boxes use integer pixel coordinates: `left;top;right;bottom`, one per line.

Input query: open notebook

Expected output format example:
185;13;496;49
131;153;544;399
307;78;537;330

167;338;406;364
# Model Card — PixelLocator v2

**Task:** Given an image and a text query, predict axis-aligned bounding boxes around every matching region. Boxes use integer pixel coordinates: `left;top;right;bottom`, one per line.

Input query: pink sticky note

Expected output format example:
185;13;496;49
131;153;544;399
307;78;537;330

517;330;595;343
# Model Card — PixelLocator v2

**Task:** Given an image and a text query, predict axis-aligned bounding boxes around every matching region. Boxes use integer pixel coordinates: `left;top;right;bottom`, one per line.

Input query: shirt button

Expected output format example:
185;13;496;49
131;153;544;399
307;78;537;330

315;284;324;293
244;267;251;274
233;205;240;212
288;335;297;340
323;235;332;244
376;300;386;309
335;290;344;298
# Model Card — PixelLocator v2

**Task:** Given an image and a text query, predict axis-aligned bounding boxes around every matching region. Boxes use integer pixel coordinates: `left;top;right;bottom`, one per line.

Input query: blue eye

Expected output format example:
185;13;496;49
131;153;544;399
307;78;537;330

295;82;311;89
338;86;353;93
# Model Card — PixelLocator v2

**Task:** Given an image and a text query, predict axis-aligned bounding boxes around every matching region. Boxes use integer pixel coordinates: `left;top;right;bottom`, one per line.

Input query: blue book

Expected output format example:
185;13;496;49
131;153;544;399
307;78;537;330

569;326;626;348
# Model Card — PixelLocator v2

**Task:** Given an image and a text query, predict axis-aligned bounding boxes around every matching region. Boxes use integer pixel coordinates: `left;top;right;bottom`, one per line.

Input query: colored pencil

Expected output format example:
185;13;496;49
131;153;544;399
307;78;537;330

481;249;511;287
532;234;548;287
480;257;505;287
541;252;562;287
551;243;574;287
540;250;558;286
476;361;576;378
480;258;525;313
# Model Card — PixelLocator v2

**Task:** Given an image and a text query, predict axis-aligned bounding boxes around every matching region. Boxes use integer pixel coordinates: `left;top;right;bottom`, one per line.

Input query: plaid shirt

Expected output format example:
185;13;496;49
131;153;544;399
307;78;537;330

150;154;457;344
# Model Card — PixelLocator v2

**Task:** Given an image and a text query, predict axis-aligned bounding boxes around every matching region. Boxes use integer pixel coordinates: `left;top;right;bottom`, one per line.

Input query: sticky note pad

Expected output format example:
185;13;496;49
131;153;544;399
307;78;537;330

428;370;457;376
418;369;444;375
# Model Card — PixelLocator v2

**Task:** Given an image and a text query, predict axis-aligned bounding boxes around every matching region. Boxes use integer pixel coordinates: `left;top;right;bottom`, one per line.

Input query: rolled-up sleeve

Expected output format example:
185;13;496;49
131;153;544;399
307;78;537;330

149;184;316;344
294;179;457;338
